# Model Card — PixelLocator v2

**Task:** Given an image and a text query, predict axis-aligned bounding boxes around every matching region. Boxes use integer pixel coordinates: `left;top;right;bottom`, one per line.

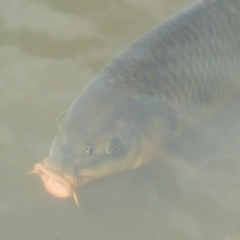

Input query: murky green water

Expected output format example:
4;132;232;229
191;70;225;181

1;0;240;239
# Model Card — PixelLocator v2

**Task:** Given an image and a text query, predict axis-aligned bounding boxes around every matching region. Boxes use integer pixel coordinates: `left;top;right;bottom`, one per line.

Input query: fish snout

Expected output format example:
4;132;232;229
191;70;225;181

34;162;76;198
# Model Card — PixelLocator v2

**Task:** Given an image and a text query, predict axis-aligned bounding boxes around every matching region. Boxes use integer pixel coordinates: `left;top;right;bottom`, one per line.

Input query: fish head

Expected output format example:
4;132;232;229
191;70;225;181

34;83;144;199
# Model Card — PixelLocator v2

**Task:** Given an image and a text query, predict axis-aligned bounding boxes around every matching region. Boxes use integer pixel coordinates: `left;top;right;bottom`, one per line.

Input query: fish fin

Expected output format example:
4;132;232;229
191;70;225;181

161;152;197;175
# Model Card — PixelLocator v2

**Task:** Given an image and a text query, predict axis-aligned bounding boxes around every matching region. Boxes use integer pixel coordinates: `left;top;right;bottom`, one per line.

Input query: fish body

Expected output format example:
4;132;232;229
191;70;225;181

33;0;240;200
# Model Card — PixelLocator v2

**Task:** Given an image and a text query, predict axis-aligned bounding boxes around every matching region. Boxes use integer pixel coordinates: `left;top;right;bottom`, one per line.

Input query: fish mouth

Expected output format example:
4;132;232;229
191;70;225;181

33;162;90;199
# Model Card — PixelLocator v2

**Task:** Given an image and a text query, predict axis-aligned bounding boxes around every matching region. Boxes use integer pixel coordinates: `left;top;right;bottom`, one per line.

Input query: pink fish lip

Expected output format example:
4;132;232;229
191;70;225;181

34;162;91;198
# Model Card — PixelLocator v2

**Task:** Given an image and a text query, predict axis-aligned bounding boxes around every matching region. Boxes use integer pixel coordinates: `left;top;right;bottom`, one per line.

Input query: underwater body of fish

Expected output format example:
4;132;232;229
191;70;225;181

32;0;240;205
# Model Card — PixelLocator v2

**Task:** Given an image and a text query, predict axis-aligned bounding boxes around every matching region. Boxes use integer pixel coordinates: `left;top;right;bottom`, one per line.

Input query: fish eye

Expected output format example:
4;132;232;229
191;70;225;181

105;137;122;155
85;145;93;155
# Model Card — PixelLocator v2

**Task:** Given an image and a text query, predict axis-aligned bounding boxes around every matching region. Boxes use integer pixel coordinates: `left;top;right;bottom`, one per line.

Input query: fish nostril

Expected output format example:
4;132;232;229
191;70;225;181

85;145;93;155
74;166;80;176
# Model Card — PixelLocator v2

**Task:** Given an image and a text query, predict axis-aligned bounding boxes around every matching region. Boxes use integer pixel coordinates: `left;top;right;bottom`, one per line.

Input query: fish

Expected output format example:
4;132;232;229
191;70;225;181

31;0;240;207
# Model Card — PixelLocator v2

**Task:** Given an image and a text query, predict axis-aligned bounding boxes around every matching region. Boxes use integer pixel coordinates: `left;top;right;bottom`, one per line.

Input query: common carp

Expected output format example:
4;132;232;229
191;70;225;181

32;0;240;206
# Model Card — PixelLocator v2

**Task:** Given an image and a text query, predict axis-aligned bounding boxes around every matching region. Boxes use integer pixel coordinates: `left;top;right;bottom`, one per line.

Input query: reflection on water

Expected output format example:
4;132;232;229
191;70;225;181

1;0;240;239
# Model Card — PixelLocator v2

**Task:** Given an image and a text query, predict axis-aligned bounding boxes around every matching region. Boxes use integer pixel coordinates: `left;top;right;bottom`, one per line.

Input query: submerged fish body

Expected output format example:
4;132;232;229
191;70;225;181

34;0;240;200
